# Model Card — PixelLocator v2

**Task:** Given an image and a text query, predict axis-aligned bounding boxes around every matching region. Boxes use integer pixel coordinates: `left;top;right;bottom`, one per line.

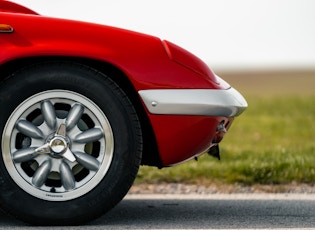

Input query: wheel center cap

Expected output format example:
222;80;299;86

50;137;67;154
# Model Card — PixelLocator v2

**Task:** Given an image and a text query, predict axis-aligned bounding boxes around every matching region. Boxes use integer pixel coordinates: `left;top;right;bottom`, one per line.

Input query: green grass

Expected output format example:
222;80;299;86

135;95;315;186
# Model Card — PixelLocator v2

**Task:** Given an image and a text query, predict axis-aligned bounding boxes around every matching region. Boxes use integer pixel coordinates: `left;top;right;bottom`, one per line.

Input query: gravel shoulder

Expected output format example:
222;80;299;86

129;183;315;194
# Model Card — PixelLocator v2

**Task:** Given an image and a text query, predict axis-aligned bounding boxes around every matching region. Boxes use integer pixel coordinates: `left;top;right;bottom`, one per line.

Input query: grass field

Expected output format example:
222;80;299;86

135;69;315;187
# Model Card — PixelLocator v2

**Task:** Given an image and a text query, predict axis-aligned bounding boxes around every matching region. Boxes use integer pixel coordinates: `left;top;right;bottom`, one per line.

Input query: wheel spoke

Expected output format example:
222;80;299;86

66;103;84;131
74;151;100;171
12;147;37;162
32;160;52;187
16;120;43;139
41;100;57;129
74;128;104;143
60;161;75;190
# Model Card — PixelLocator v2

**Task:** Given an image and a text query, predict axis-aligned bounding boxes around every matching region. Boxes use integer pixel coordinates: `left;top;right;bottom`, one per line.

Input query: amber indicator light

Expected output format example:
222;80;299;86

0;24;14;33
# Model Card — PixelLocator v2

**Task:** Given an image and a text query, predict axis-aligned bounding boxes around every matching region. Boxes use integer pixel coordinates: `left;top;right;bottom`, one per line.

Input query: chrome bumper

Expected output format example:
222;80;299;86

138;87;247;117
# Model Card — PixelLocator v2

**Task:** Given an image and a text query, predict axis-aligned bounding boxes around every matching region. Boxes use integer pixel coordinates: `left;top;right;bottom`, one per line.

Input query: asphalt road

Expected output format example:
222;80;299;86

1;194;315;229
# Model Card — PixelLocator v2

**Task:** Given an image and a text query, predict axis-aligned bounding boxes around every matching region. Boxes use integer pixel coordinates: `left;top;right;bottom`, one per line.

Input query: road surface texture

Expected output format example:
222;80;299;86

0;194;315;229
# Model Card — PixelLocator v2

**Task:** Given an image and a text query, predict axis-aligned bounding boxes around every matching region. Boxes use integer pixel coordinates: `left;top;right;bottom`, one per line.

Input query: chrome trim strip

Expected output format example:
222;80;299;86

138;88;247;117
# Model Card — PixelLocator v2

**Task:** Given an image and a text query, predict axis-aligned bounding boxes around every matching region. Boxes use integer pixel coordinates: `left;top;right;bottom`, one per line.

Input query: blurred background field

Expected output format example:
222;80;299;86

135;69;315;190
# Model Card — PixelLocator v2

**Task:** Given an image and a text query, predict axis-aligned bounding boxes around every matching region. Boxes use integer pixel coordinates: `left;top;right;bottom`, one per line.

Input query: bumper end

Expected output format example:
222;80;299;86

139;87;247;117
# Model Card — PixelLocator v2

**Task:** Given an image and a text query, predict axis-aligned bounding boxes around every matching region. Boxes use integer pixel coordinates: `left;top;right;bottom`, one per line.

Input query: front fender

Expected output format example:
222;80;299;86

0;13;220;91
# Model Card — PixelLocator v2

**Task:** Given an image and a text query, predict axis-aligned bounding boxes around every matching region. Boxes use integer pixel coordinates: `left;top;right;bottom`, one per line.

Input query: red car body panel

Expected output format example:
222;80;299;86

0;1;245;166
148;115;232;165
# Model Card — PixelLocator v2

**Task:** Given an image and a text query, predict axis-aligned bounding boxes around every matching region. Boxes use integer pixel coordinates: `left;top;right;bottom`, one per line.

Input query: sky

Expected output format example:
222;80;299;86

12;0;315;71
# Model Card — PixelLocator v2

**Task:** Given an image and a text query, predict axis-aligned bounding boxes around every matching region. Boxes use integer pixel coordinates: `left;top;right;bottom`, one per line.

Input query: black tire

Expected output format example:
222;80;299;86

0;62;142;225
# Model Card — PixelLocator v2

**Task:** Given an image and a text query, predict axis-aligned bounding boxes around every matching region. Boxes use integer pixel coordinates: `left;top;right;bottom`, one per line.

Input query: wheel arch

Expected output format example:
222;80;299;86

0;56;162;167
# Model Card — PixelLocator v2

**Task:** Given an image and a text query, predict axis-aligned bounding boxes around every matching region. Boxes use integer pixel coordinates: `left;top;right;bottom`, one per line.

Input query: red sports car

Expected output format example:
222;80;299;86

0;1;247;225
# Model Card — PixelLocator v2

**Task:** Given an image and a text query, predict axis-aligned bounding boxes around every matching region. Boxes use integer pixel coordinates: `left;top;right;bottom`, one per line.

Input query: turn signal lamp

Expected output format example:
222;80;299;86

0;24;14;33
